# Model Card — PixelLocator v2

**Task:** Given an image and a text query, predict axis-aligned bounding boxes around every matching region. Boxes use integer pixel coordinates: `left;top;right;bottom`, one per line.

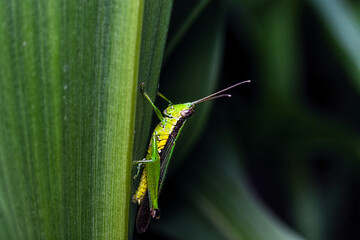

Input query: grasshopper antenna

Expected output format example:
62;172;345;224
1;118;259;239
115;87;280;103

192;80;251;105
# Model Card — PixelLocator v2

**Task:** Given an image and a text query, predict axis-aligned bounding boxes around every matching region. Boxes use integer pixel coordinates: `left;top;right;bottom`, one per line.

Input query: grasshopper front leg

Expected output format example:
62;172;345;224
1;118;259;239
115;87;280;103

141;83;165;124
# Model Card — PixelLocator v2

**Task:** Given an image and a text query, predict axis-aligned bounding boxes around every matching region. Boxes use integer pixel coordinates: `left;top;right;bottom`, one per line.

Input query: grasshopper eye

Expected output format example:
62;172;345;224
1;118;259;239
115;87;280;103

180;109;194;118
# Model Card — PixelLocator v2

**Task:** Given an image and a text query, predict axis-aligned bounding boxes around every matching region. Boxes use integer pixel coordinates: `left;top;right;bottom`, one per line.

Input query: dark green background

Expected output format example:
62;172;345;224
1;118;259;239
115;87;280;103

135;0;360;239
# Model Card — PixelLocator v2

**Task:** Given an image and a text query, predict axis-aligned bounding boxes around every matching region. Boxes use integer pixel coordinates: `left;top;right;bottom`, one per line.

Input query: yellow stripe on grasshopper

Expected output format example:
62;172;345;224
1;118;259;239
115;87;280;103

132;123;176;205
132;169;148;204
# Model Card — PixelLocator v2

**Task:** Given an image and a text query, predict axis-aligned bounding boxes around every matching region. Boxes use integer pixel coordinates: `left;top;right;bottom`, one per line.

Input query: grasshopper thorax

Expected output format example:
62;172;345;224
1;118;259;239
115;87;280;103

163;103;195;119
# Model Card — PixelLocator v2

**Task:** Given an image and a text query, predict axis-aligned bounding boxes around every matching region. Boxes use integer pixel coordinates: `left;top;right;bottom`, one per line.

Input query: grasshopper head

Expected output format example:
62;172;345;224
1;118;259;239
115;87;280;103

163;80;251;119
163;103;195;119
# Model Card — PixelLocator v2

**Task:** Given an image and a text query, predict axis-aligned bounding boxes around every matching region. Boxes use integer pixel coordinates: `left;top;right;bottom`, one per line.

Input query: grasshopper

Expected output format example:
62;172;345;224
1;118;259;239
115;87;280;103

133;80;250;233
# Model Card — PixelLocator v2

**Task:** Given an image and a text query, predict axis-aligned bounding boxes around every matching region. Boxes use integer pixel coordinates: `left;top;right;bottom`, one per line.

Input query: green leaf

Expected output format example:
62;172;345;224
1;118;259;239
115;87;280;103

0;1;172;239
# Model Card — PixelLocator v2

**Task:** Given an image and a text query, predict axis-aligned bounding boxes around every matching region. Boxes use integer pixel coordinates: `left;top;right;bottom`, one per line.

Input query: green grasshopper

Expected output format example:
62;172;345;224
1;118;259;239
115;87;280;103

133;80;250;233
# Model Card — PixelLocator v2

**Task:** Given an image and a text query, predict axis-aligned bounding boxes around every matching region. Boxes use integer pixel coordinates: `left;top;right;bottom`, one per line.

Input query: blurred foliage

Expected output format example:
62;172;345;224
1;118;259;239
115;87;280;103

134;0;360;240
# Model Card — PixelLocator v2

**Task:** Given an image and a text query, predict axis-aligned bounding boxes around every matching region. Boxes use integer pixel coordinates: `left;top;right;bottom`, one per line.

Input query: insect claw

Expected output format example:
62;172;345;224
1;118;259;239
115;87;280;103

150;209;161;219
140;82;146;92
131;193;142;205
